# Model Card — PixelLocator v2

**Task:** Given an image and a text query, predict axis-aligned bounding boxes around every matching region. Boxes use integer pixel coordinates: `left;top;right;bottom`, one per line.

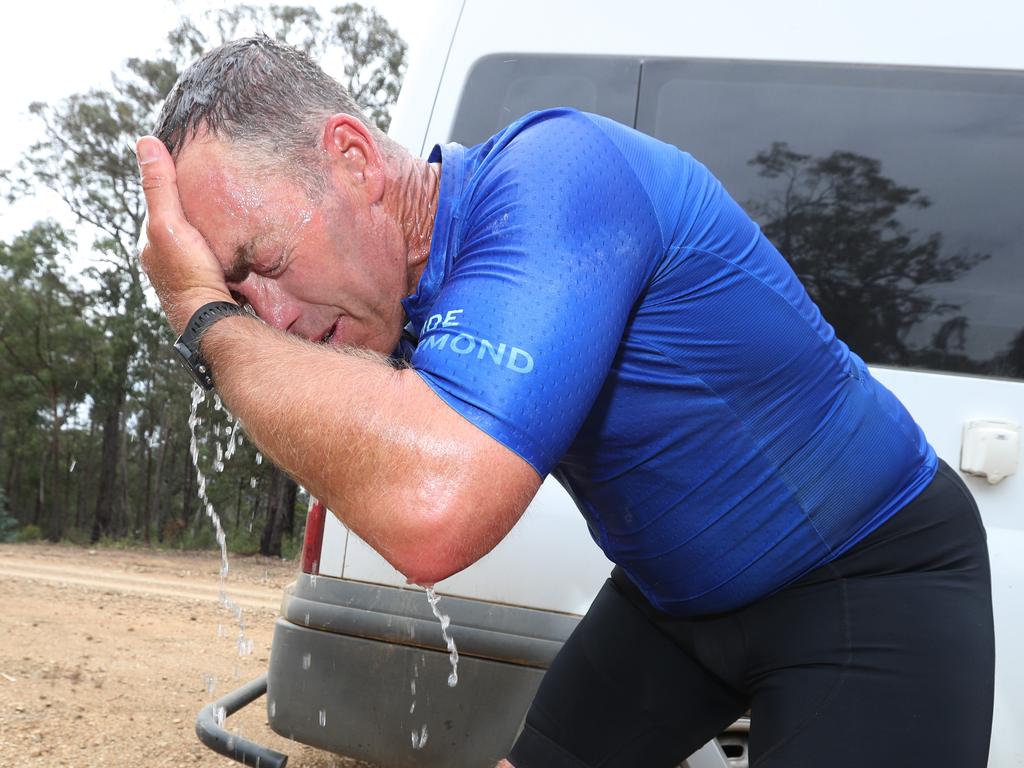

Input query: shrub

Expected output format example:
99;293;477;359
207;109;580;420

16;524;43;542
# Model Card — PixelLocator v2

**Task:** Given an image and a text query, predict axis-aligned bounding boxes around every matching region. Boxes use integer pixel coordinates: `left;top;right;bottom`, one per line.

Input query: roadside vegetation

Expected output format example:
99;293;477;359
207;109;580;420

0;4;406;555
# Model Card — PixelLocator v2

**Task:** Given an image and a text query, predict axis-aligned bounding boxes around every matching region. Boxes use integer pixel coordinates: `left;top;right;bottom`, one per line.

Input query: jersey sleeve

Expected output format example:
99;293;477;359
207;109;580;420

410;112;664;476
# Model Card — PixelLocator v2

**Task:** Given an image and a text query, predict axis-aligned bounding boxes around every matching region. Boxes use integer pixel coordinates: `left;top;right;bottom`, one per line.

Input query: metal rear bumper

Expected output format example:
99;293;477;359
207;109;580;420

266;574;579;767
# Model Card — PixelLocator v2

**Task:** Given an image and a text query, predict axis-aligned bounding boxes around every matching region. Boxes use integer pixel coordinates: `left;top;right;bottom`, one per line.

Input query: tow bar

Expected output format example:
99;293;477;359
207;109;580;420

195;673;289;767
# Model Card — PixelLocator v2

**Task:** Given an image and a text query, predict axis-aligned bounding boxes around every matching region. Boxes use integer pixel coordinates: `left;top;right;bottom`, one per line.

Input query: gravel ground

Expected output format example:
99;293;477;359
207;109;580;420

0;542;374;768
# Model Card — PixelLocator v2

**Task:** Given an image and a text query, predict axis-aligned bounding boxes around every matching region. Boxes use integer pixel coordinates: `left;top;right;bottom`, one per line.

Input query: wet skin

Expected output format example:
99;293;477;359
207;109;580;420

135;124;540;588
173;131;420;355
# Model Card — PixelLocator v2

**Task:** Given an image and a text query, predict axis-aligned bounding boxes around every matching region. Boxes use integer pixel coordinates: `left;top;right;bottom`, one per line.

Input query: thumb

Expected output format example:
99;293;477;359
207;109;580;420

136;136;185;228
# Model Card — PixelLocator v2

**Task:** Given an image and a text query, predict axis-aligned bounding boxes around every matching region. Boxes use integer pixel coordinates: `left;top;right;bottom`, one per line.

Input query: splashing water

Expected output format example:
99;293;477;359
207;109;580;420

201;673;216;695
189;385;257;706
411;724;429;750
425;588;459;687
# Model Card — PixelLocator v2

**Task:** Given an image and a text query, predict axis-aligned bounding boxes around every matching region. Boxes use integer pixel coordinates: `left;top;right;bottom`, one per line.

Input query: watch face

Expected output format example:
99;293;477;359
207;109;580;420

173;339;214;390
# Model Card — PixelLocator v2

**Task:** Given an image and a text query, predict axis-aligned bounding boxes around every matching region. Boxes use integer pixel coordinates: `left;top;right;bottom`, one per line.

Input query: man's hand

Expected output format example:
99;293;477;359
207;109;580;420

136;136;235;334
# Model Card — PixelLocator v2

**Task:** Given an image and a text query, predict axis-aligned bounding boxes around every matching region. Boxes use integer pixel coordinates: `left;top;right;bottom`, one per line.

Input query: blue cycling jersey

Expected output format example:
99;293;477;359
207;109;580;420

401;109;937;616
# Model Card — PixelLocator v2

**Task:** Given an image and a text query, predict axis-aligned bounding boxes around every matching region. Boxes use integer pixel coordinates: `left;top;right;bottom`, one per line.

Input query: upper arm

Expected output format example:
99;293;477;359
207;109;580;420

400;113;662;578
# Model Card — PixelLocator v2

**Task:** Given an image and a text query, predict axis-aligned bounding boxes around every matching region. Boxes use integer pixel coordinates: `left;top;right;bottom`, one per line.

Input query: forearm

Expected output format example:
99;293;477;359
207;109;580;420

199;315;491;580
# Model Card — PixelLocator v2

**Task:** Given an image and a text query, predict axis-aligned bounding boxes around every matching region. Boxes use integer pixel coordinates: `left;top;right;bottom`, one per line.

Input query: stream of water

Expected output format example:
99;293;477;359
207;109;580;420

189;383;465;751
188;385;255;677
425;587;459;688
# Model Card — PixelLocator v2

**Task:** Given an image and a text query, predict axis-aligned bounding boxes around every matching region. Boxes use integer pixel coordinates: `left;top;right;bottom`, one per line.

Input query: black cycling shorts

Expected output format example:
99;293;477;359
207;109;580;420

508;460;995;768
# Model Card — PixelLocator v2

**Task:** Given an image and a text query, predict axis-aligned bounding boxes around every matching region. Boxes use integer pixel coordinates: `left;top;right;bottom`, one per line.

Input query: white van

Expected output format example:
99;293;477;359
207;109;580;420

199;2;1024;766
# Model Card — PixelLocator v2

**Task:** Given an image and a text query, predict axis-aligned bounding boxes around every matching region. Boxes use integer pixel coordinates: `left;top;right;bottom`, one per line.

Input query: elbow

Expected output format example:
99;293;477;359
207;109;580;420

397;556;463;588
384;508;473;587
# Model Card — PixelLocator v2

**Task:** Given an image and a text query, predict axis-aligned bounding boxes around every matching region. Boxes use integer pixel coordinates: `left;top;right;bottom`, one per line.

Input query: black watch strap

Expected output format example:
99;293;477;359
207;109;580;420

173;301;249;390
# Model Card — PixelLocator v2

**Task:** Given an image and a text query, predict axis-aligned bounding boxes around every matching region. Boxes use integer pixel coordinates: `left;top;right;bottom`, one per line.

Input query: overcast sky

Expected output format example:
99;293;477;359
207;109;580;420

0;0;435;251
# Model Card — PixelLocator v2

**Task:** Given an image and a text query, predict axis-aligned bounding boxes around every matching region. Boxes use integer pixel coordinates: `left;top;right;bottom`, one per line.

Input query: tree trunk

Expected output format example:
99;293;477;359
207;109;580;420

75;418;96;531
47;395;62;543
118;414;131;538
34;449;48;528
91;389;125;543
182;438;194;529
260;466;296;557
234;475;244;529
146;411;171;548
6;447;23;523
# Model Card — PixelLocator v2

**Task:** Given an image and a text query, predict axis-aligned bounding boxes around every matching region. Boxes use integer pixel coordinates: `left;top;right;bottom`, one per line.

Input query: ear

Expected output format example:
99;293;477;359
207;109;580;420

322;114;386;205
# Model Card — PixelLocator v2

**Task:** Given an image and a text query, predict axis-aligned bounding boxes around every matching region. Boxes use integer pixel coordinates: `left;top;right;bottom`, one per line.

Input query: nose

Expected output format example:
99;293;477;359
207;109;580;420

229;275;302;333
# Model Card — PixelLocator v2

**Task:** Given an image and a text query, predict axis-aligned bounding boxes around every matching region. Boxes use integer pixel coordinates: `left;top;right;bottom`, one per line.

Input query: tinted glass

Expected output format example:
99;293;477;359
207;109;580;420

450;54;640;147
637;59;1024;379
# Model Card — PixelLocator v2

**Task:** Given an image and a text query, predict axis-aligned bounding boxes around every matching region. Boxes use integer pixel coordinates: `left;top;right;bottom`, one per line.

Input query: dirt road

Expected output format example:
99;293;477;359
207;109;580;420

0;542;371;767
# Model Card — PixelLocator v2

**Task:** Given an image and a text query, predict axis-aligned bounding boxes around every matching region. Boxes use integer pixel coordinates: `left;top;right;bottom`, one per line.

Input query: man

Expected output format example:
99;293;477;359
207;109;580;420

138;37;994;767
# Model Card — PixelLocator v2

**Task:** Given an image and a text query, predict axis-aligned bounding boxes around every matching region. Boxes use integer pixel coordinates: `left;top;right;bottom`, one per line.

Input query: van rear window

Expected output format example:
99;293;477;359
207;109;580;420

450;55;640;148
452;56;1024;380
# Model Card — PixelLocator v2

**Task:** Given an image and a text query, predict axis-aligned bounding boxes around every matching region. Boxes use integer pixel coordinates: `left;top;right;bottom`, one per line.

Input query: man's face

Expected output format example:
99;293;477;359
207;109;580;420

175;137;410;355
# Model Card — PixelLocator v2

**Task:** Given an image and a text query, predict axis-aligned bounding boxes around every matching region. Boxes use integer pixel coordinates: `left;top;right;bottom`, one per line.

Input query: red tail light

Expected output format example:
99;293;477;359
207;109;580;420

301;499;326;574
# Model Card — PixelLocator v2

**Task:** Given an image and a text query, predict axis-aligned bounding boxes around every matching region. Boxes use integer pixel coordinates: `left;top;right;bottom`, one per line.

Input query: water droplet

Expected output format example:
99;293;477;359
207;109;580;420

269;700;276;718
250;476;258;489
411;724;428;750
69;459;77;473
187;384;252;688
302;652;311;670
409;701;415;714
255;453;263;465
304;612;310;625
318;708;326;727
310;573;318;589
215;706;226;728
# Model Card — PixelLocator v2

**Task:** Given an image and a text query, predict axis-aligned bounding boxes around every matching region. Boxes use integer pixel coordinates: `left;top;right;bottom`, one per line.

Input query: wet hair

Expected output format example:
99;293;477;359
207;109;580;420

154;35;394;194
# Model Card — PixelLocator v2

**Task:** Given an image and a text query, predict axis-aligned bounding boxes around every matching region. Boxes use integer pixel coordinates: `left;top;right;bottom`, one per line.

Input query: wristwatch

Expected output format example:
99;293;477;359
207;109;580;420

172;301;249;390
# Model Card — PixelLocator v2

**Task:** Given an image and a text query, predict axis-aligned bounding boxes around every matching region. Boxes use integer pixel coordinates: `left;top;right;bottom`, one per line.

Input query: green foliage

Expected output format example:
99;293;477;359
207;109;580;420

228;524;263;556
170;3;407;130
280;533;301;562
0;5;406;552
0;484;17;542
17;525;43;543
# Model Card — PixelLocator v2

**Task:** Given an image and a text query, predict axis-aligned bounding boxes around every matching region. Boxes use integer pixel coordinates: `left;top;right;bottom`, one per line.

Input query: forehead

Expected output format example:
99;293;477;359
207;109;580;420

175;138;309;260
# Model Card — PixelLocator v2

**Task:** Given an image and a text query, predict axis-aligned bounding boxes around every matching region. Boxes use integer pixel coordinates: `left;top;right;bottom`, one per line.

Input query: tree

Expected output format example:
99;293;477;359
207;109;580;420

0;4;406;549
0;482;17;542
168;3;407;131
0;223;96;540
746;142;989;366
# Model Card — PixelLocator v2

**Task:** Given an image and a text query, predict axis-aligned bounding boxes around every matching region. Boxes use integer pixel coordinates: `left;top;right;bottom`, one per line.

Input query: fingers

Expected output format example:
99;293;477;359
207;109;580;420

136;136;185;232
